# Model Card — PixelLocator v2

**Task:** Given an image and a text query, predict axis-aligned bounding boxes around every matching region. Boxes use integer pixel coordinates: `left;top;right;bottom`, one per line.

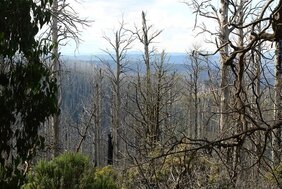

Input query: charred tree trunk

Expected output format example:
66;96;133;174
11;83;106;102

107;133;114;165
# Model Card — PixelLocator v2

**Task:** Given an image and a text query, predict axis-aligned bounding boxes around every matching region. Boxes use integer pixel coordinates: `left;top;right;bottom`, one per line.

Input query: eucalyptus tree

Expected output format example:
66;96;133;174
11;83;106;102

0;0;58;187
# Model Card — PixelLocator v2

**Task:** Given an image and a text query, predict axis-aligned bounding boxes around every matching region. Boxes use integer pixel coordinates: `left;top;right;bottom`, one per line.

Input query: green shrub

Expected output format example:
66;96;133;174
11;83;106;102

22;152;119;189
92;166;119;189
80;166;119;189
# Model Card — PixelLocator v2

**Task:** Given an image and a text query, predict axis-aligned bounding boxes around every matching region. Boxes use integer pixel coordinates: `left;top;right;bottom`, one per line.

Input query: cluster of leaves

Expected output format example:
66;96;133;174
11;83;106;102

22;152;119;189
0;0;58;187
0;60;58;187
0;0;52;57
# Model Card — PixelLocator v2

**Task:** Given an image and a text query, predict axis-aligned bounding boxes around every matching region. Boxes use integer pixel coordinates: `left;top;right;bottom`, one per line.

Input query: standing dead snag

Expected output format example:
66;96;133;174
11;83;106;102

141;11;161;147
132;11;162;149
185;0;282;187
219;0;231;135
186;46;205;139
51;0;61;158
94;68;103;167
49;0;91;157
272;0;282;166
101;20;135;165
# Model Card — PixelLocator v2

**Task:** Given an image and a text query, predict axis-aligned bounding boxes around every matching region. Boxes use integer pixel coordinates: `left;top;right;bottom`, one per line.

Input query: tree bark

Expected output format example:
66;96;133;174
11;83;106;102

94;69;103;167
272;0;282;166
51;0;61;157
102;24;133;165
219;0;230;135
142;12;154;147
272;40;282;166
112;31;122;164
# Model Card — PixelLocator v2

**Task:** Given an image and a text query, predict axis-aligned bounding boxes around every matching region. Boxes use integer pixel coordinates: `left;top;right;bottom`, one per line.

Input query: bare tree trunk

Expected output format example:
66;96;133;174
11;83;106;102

155;51;166;143
142;12;154;147
252;30;263;186
102;23;134;165
140;12;162;147
113;53;121;164
272;40;282;166
219;0;230;134
272;0;282;166
193;53;200;139
51;0;61;157
112;31;123;165
94;68;103;167
188;48;202;139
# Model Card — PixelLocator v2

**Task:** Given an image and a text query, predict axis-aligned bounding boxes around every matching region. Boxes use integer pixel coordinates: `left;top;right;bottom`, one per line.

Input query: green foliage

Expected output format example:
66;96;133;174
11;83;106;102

265;162;282;187
0;58;57;188
23;152;89;189
0;0;57;188
91;166;119;189
0;0;52;58
22;153;119;189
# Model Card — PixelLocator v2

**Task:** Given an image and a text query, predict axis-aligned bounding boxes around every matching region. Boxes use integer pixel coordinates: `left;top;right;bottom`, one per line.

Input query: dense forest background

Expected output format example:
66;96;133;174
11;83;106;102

2;0;282;188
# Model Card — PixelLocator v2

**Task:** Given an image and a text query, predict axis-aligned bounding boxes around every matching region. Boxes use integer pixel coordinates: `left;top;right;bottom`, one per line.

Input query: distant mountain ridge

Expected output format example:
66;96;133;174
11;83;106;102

61;52;223;81
62;52;199;64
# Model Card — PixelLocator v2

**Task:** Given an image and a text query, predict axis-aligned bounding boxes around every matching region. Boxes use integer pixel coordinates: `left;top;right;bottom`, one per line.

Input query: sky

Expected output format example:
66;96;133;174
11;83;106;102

61;0;212;55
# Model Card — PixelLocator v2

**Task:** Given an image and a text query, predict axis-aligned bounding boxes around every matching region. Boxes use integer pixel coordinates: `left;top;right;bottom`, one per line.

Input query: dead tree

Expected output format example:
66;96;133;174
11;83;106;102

183;0;282;187
272;0;282;166
51;0;61;158
132;11;162;148
185;46;205;139
49;0;91;157
93;68;103;167
101;20;135;165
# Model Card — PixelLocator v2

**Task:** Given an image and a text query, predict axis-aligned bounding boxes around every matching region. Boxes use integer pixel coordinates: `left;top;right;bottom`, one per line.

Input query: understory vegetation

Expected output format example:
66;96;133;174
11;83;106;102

22;153;118;189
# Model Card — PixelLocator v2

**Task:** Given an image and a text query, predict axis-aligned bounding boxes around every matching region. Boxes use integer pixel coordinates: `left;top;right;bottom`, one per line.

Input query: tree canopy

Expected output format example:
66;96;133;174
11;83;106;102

0;0;58;187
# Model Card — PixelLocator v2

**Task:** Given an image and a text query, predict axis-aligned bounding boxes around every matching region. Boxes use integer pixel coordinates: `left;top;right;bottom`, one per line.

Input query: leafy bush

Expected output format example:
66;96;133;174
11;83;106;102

82;166;119;189
22;152;119;189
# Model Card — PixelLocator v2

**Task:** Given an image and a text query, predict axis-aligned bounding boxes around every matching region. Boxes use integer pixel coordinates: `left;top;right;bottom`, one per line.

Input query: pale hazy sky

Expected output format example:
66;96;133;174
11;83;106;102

61;0;212;55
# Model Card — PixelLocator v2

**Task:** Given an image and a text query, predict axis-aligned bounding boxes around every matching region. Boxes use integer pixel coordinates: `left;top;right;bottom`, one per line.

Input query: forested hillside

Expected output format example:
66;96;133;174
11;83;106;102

2;0;282;189
57;53;217;158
